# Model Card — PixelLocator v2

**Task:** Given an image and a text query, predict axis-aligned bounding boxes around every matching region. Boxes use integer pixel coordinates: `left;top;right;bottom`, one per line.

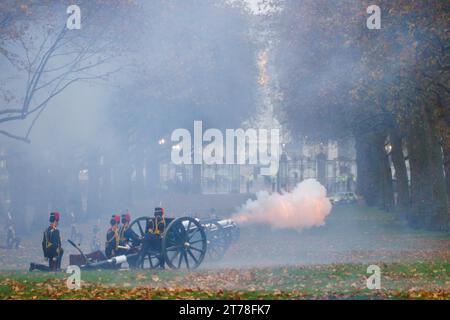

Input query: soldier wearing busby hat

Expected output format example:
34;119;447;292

117;211;140;267
119;211;140;247
29;211;64;272
152;207;166;235
105;214;120;259
137;207;167;269
119;211;131;245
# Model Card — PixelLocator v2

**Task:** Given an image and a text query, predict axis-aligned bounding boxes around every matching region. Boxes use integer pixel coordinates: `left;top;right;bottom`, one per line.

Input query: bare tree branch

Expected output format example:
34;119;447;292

0;130;30;143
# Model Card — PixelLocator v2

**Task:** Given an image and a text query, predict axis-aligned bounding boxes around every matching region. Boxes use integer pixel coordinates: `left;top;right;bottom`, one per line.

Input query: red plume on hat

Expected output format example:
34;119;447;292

50;211;60;222
110;214;120;226
122;213;131;222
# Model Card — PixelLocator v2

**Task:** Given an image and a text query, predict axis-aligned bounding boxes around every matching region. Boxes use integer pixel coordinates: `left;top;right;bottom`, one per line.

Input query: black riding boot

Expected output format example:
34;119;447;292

29;262;52;272
56;249;64;270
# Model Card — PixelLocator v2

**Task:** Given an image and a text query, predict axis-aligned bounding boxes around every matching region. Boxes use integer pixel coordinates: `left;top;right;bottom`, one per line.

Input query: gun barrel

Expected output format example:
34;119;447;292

200;218;238;233
179;218;239;242
82;253;139;269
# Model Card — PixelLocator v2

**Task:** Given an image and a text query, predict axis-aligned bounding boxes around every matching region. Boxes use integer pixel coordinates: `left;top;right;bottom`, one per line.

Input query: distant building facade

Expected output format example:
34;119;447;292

157;137;357;195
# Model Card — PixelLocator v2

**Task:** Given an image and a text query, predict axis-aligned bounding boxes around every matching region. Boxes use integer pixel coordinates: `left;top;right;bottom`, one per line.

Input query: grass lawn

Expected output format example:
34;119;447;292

0;261;449;299
1;205;449;300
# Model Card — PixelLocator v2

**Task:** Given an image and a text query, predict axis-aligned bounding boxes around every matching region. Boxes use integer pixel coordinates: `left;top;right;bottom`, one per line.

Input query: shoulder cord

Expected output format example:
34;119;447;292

106;229;120;246
114;228;119;249
150;217;165;235
45;229;53;248
119;225;128;241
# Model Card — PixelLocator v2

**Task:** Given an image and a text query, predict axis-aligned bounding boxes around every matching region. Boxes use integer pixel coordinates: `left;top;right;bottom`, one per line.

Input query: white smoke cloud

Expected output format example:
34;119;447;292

232;179;332;230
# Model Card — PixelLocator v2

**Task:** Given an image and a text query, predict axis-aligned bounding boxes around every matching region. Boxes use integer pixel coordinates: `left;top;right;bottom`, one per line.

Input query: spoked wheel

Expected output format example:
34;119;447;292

205;221;229;262
162;217;207;270
231;223;240;242
128;217;148;242
129;216;162;269
223;222;240;245
139;251;163;269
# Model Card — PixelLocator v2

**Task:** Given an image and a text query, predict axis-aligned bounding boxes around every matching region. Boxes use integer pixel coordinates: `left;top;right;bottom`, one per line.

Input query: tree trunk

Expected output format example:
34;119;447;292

423;109;449;230
374;134;394;211
435;93;450;215
442;135;450;206
355;134;369;201
390;128;410;218
407;118;432;228
7;154;28;233
355;132;394;210
407;109;449;230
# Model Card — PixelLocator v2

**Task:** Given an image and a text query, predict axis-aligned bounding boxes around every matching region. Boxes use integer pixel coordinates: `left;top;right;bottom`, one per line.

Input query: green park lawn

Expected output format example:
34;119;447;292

0;261;449;299
0;205;449;300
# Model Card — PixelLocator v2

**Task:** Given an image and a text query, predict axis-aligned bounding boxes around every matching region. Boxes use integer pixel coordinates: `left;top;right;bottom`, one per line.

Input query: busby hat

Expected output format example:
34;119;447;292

49;212;60;223
154;207;164;217
110;214;120;226
121;213;131;223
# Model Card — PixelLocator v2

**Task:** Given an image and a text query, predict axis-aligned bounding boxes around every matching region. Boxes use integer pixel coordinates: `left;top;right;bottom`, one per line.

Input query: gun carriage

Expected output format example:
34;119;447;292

69;215;239;270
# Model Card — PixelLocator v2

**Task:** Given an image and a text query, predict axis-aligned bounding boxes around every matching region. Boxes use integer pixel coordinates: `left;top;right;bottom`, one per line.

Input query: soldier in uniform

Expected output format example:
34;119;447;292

119;211;140;246
137;207;166;269
105;215;120;259
117;211;140;268
152;207;166;234
29;212;64;272
118;211;131;248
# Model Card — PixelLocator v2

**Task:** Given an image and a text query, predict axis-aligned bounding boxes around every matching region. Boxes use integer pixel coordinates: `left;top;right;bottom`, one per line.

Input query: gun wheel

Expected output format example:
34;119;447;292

162;217;207;270
129;217;148;240
205;221;229;262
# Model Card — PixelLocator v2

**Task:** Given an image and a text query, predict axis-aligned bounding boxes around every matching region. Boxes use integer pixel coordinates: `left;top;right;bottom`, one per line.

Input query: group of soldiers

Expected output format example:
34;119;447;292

105;212;139;259
28;207;167;272
105;207;167;268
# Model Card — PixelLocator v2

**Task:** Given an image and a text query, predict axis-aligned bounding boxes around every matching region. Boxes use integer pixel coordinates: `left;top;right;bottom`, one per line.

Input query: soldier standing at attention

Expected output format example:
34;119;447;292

105;215;120;259
29;212;64;272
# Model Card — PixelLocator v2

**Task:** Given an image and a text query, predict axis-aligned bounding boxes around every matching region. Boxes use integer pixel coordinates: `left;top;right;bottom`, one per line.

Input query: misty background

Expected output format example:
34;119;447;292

0;0;448;268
